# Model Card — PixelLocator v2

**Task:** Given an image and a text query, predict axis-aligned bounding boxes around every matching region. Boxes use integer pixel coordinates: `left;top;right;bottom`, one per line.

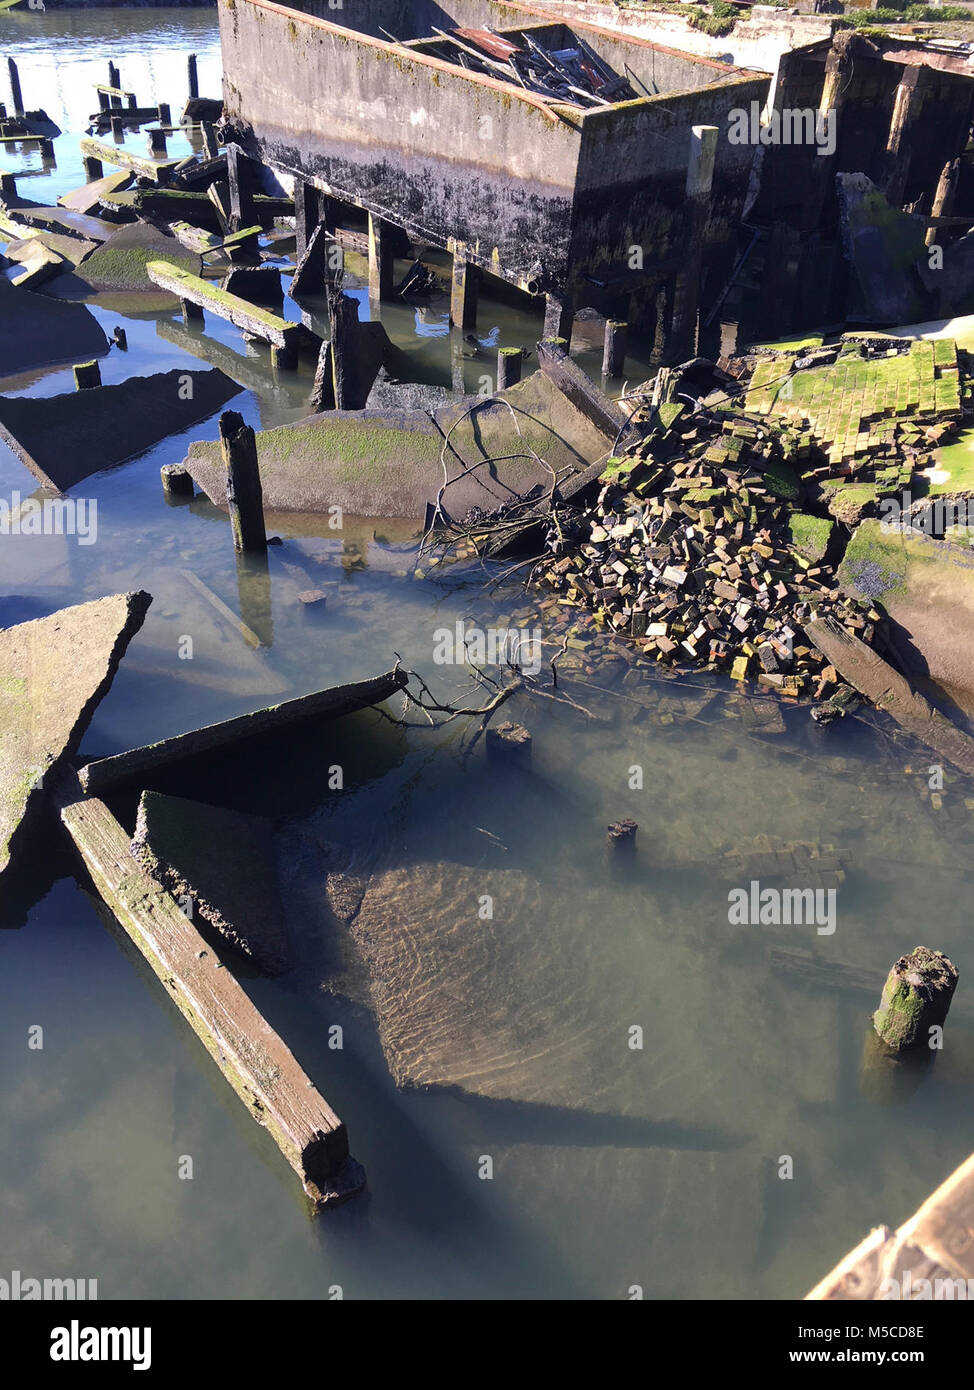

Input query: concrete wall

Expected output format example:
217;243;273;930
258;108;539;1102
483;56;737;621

220;0;767;307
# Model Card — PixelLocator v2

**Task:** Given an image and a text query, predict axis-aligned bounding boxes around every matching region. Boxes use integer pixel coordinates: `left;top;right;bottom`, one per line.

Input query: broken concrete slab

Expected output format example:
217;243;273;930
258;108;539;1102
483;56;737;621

131;790;292;976
74;221;200;293
0;367;243;493
79;666;409;794
840;517;974;697
0;194;114;246
807;614;974;775
0;276;109;377
183;369;616;519
836;174;929;325
5;228;99;269
57;168;134;217
8;237;65;289
0;591;151;883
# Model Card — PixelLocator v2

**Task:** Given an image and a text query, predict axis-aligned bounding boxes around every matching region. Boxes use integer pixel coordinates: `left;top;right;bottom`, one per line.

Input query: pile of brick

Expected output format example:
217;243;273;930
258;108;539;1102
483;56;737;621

535;400;877;698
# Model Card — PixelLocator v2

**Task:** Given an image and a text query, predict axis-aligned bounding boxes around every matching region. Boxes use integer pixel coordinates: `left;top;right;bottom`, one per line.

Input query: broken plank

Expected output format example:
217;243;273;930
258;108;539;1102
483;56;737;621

55;770;363;1209
179;567;264;649
145;259;300;351
79;136;181;186
807;616;974;776
78;667;409;794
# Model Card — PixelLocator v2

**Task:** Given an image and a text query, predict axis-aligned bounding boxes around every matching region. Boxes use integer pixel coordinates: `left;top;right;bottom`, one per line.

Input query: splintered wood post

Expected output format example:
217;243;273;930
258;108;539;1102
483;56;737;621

873;947;958;1053
602;319;628;378
55;773;365;1211
450;242;479;329
367;212;395;302
73;360;102;391
158;101;172;127
187;52;199;102
8;59;24;118
83;154;104;182
148;128;168;157
227;143;256;233
496;347;523;391
926;158;960;249
485;721;532;765
309;338;335;412
294;176;321;259
329;289;359;410
108;60;120;90
220;409;267;554
201;120;218;160
110;114;124;141
543;293;573;342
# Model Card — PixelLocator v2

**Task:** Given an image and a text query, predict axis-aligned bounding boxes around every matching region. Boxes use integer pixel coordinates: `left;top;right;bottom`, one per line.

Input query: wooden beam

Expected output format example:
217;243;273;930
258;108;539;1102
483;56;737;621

78;136;181;186
78;666;409;794
55;770;365;1210
145;260;300;351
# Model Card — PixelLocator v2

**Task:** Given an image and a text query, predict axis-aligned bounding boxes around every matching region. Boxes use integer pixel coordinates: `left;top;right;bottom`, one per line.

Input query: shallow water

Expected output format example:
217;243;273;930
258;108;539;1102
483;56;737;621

3;9;974;1302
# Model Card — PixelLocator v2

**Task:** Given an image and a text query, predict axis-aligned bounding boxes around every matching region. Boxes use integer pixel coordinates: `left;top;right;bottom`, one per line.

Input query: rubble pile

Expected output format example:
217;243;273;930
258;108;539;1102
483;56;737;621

534;399;882;700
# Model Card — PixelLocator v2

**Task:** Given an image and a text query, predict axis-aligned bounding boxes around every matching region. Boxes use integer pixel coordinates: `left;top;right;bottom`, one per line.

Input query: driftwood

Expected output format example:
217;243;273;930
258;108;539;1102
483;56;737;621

55;770;364;1210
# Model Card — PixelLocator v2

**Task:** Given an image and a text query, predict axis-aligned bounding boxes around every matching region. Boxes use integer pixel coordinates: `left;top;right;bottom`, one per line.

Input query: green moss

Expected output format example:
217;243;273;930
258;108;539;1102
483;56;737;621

788;512;833;562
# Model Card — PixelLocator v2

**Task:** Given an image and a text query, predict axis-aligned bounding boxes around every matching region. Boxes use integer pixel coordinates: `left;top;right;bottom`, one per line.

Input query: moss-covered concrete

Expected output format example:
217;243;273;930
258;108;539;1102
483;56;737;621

0;592;151;882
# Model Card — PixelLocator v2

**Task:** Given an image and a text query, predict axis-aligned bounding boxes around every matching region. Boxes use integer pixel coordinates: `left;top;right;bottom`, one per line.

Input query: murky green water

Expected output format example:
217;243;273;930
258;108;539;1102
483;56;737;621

3;10;974;1302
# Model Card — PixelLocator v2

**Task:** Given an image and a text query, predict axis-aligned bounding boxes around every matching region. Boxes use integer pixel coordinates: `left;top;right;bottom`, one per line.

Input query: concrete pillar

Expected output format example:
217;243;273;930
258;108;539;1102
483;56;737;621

187;53;199;103
7;58;24;118
883;66;928;209
227;144;256;233
543;293;573;342
368;212;396;302
450;243;480;329
602;319;628;378
668;124;717;363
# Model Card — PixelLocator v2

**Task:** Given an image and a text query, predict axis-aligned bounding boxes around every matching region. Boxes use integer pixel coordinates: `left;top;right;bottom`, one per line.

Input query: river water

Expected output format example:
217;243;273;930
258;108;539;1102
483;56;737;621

3;8;974;1302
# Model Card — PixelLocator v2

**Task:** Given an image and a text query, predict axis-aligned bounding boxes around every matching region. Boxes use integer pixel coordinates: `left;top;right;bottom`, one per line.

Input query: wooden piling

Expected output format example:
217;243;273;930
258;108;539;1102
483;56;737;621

926;159;960;249
226;143;256;233
873;947;958;1054
220;409;267;554
450;243;480;329
496;347;523;391
485;721;532;765
180;297;204;325
602;319;628;378
73;361;102;391
367;212;395;302
7;57;24;119
83;154;104;183
148;128;168;157
110;114;124;141
607;819;638;852
108;61;121;90
112;326;127;351
161;462;194;498
669;124;717;363
187;53;199;102
543;293;573;342
294;177;321;260
200;119;218;161
158;101;172;128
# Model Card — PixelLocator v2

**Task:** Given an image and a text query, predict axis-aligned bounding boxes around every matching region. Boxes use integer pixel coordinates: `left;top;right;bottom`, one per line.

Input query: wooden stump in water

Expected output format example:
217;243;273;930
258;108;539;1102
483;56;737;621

607;819;638;852
873;946;958;1053
485;721;531;765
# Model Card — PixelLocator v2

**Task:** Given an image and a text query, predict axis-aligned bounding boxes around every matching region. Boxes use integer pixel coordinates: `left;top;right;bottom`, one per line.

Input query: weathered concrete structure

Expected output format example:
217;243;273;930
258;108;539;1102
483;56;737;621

218;0;769;356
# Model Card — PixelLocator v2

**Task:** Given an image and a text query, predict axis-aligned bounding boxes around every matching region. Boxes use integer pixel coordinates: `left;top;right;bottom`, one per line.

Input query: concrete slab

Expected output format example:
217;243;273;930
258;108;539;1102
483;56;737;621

5;229;99;269
131;790;292;976
183;369;616;519
0;367;243;493
840;518;974;698
0;276;109;377
74;222;200;293
0;591;151;883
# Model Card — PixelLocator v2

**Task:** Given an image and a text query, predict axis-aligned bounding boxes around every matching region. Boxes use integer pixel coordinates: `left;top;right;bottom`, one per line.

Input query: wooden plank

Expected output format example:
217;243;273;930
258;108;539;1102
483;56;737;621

145;259;299;350
770;946;974;1021
179;567;263;649
78;666;409;794
807;616;974;776
78;136;181;185
56;770;364;1210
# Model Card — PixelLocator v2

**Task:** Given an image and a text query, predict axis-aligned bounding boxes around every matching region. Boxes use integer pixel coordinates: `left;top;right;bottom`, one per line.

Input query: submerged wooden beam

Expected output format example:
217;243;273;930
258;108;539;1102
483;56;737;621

807;616;974;776
56;771;364;1210
146;259;301;352
79;666;409;794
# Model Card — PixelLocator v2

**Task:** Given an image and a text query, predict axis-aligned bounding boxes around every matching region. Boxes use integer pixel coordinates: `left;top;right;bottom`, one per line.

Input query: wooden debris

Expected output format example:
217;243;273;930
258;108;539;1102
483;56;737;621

873;946;958;1053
